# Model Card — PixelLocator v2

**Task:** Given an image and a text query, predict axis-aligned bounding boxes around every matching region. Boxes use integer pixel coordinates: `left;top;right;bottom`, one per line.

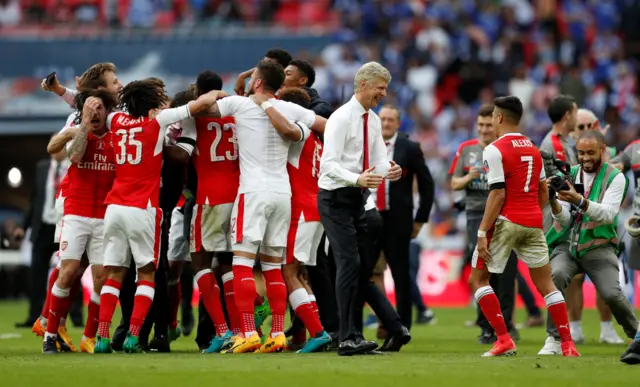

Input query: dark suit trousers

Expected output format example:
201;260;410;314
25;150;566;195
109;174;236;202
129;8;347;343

466;216;516;332
377;211;413;330
352;209;404;336
28;224;57;322
306;238;339;333
113;260;137;345
318;188;369;342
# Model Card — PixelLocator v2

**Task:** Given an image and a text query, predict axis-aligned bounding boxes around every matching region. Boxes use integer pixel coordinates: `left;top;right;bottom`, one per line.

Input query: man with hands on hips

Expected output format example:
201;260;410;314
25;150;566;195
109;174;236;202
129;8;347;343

538;130;638;356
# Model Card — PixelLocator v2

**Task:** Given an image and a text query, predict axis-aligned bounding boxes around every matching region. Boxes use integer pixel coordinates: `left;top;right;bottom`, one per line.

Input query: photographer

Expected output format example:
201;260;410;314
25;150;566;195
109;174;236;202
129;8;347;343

537;131;638;356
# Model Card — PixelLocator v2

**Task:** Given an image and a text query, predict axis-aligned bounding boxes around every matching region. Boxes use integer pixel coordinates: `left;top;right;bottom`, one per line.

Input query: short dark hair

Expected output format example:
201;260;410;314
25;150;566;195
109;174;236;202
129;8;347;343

278;87;311;109
77;62;117;90
493;96;523;124
264;48;292;68
73;88;119;125
170;90;195;109
477;104;494;118
288;59;316;87
577;129;605;146
196;70;223;96
547;95;576;124
256;60;285;93
119;78;168;118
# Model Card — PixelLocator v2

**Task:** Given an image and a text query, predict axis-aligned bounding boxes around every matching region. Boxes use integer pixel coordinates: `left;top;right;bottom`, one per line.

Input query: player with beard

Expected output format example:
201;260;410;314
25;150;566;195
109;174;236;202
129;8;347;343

93;79;222;353
33;63;124;351
539;130;637;356
42;89;119;354
468;96;579;357
203;60;326;353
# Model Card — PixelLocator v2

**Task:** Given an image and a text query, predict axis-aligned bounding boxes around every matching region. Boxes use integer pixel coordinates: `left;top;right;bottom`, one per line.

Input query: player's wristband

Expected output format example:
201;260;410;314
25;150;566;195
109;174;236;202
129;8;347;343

261;101;273;111
477;230;487;238
578;196;584;208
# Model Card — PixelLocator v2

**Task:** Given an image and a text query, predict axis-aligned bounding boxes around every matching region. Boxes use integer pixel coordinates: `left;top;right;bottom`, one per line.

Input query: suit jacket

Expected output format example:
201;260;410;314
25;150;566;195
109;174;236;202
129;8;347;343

23;159;52;243
385;134;435;235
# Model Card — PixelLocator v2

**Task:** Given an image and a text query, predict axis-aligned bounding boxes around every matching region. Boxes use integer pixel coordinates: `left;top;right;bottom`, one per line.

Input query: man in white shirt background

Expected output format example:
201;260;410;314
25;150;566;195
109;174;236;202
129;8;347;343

317;62;404;356
538;130;638;356
13;147;73;328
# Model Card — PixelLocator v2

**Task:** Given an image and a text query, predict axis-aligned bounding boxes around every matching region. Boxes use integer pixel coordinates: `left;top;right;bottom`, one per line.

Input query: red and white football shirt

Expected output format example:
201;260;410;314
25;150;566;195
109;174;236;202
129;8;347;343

105;105;192;209
64;131;116;219
179;116;239;206
483;132;546;229
287;124;322;220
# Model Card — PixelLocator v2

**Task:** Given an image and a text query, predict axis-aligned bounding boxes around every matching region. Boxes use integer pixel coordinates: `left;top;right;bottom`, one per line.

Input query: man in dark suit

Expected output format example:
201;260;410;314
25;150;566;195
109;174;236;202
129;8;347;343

14;150;82;327
373;105;435;331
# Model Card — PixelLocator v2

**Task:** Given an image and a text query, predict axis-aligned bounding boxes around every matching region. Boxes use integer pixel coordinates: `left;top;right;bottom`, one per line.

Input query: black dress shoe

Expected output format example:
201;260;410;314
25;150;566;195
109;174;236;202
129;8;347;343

325;332;339;351
15;320;36;328
284;316;305;338
338;339;378;356
379;326;411;352
112;326;128;351
149;336;171;353
621;341;640;365
181;312;194;337
42;336;59;354
477;331;497;345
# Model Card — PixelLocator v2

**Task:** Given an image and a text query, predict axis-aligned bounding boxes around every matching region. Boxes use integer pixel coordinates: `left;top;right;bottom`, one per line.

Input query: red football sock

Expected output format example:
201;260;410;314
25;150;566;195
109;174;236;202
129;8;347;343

195;269;229;336
289;288;323;338
475;286;508;337
168;280;181;329
222;272;241;335
83;292;100;338
545;290;572;342
45;283;70;337
232;263;256;336
60;273;83;319
41;267;60;320
98;278;121;339
309;297;320;321
129;280;155;337
262;264;287;337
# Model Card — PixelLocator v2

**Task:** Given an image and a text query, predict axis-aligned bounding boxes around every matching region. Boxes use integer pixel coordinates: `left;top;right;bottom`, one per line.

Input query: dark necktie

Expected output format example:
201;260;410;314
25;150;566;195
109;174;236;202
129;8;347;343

376;142;390;210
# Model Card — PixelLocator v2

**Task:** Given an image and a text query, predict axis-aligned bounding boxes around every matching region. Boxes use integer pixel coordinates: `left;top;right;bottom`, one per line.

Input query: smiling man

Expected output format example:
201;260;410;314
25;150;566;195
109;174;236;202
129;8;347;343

540;130;638;356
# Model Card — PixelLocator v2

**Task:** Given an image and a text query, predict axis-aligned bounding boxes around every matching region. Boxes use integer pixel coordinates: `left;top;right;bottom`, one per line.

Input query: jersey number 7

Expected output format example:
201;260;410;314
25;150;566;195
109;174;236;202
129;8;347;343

521;156;533;193
115;128;142;165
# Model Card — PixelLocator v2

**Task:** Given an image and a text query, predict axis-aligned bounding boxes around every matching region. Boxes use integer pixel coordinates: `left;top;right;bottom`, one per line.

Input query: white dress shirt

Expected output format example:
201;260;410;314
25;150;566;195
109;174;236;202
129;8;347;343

319;96;390;190
42;159;69;225
552;168;627;227
370;132;397;211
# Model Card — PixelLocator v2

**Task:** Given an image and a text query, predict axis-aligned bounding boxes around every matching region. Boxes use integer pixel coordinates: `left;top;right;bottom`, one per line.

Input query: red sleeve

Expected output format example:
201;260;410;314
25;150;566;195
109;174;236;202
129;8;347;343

448;144;464;175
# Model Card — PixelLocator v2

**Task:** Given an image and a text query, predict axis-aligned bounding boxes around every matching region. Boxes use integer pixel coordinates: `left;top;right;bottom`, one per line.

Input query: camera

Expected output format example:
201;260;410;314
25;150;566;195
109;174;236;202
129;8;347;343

540;150;581;199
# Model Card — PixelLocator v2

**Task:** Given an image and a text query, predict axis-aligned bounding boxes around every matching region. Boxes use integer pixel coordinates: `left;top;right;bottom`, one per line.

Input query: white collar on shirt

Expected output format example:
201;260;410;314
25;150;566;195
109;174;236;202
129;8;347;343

384;132;398;147
349;95;368;116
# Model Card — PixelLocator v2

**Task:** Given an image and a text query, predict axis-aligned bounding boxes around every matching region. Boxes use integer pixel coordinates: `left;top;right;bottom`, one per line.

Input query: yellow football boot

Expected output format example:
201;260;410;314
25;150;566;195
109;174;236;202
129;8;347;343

80;337;96;353
257;334;287;353
32;319;45;337
223;333;261;354
57;326;78;352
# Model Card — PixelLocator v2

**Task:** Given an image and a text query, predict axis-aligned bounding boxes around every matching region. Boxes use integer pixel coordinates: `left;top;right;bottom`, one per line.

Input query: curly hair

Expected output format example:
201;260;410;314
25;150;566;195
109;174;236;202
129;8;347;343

77;62;117;91
73;88;119;125
278;87;311;109
118;78;169;118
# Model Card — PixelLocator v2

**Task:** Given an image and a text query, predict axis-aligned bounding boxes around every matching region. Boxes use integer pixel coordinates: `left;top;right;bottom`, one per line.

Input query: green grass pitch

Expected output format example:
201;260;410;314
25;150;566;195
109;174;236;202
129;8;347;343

0;301;638;387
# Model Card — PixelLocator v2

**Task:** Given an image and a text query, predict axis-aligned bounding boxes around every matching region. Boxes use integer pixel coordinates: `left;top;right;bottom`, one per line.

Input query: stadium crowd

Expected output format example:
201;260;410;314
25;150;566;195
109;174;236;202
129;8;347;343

1;0;640;365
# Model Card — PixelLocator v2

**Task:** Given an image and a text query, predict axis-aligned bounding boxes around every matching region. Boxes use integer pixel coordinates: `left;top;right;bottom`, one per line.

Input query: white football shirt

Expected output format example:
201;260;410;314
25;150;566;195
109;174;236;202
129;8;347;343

217;96;316;195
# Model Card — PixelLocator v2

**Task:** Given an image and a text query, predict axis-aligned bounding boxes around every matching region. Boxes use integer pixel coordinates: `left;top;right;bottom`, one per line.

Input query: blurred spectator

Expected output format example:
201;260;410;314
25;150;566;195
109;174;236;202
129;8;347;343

0;0;20;26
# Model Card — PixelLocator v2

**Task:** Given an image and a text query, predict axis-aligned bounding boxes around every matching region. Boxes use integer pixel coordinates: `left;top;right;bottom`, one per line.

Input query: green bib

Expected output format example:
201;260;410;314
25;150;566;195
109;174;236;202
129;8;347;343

545;163;627;257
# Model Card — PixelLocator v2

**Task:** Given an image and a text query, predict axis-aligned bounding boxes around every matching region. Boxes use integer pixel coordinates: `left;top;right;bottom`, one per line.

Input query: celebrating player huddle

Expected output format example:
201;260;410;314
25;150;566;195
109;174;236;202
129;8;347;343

31;54;640;365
